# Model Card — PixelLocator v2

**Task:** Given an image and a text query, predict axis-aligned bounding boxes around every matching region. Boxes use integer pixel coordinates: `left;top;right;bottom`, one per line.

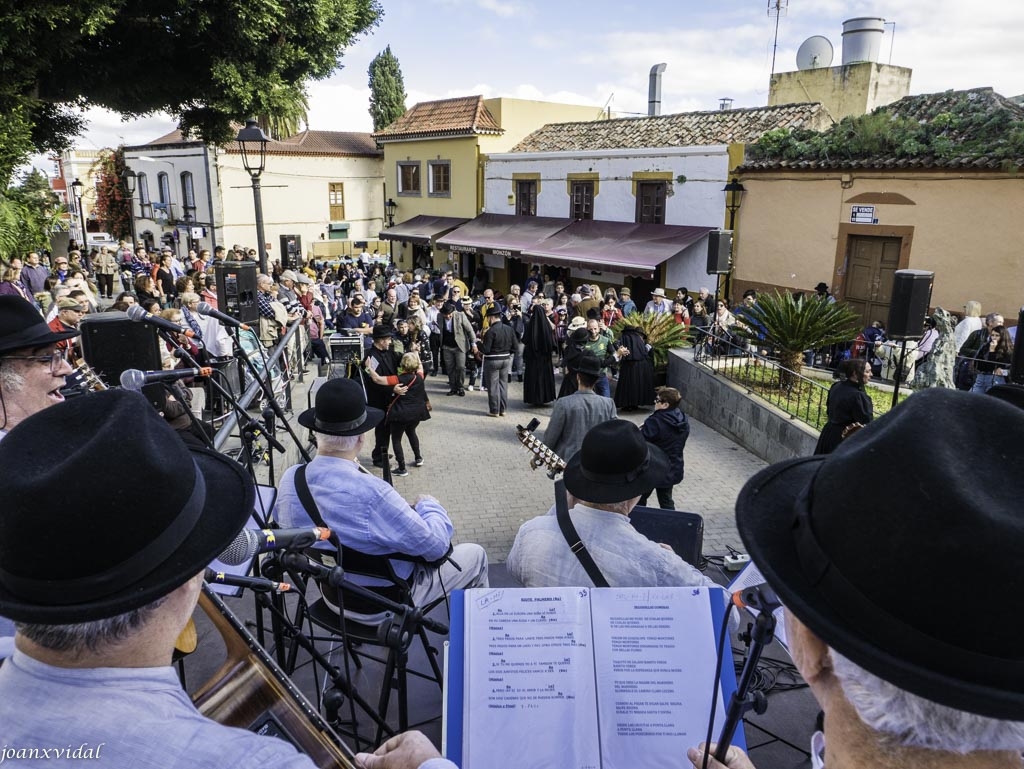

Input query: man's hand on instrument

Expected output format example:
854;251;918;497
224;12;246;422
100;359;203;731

687;743;757;769
355;730;441;769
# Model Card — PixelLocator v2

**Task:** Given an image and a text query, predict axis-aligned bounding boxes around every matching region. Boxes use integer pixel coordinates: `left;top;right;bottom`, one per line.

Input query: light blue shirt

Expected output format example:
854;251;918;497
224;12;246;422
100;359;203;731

275;455;454;583
0;650;317;768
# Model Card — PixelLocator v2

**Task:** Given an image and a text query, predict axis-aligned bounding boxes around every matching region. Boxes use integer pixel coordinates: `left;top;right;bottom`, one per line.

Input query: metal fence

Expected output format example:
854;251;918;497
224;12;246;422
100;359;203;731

691;328;831;429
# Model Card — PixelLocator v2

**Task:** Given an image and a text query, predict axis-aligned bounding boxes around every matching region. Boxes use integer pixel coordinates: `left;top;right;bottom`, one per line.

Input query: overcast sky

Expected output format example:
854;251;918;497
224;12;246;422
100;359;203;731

47;0;1024;168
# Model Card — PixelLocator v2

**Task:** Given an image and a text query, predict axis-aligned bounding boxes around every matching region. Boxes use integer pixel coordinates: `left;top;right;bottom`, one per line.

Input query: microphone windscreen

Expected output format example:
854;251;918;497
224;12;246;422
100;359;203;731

197;302;214;316
219;528;259;565
126;304;146;322
119;369;146;391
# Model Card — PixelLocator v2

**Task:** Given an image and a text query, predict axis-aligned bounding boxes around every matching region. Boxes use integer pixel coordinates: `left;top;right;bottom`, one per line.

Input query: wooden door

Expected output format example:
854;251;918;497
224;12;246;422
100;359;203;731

842;236;901;328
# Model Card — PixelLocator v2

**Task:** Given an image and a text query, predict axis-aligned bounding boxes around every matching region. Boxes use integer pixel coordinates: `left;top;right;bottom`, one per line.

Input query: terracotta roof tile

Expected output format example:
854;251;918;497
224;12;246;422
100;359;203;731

510;103;829;152
373;96;503;141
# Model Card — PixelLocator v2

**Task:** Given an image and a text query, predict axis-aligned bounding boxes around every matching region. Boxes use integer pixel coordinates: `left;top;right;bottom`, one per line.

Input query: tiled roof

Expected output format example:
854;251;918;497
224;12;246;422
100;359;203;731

141;128;380;157
740;88;1024;171
510;103;829;153
373;96;504;141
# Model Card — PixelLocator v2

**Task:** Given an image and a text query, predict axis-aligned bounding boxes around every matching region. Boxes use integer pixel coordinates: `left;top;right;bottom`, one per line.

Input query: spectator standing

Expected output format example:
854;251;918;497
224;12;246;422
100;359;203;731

638;386;689;510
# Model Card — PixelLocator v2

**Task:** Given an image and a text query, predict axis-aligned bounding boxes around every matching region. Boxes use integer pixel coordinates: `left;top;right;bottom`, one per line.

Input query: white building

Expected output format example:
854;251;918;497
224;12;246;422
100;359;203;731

122;129;384;262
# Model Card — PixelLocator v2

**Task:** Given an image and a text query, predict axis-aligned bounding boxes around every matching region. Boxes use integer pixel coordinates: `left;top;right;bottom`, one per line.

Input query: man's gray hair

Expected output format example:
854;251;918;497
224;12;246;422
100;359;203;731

316;432;361;454
0;357;26;392
832;650;1024;752
985;312;1003;325
16;595;169;655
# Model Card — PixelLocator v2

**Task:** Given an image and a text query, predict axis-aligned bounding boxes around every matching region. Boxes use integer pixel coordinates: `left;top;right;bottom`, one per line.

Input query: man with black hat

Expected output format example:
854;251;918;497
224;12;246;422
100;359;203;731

480;305;516;416
277;378;488;611
439;299;476;397
0;390;319;767
541;353;617;461
363;323;403;468
690;389;1024;769
508;419;709;589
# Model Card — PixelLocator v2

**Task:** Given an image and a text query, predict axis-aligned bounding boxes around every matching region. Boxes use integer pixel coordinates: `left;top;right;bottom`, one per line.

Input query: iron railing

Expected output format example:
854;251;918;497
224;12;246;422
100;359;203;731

691;328;831;430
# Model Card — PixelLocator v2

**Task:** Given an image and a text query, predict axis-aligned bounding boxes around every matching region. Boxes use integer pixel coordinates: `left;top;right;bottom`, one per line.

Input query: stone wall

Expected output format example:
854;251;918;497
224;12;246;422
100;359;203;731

668;349;819;463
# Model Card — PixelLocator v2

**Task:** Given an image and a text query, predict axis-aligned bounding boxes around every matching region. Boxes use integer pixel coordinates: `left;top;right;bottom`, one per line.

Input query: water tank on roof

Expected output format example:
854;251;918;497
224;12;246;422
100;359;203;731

841;17;885;65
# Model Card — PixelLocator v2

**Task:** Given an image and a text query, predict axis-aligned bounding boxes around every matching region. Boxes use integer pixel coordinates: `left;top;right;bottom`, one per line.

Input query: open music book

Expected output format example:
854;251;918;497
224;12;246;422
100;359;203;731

444;586;740;769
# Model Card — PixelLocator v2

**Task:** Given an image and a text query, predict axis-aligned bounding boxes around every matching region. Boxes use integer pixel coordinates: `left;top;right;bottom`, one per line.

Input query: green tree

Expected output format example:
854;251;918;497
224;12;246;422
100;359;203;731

93;148;132;240
611;312;691;371
0;0;382;177
368;46;407;131
735;291;859;388
257;89;310;140
0;169;66;263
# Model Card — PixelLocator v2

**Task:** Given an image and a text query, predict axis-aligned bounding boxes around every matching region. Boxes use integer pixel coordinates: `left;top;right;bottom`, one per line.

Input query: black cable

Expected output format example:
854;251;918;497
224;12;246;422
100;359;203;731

701;601;735;769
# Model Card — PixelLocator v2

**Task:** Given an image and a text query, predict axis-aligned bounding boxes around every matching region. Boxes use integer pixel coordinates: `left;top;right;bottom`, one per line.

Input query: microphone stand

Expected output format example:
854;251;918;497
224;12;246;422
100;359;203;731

713;587;780;765
150;330;216;450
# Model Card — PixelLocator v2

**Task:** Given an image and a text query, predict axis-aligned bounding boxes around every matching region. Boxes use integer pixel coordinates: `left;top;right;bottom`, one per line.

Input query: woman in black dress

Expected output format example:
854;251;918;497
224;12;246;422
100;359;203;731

522;302;556;405
614;325;654;410
814;358;874;455
385;352;430;476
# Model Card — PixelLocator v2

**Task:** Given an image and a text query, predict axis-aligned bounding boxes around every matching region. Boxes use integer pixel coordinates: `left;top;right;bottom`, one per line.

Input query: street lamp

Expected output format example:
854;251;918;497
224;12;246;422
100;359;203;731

721;178;746;302
237;119;270;274
121;167;138;248
70;178;87;251
384;197;397;265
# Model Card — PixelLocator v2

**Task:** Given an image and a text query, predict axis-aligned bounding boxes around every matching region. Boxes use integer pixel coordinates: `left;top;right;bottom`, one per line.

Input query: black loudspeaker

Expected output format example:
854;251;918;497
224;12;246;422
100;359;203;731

279;234;302;270
1009;306;1024;385
706;230;733;274
215;260;258;324
79;312;161;387
886;269;934;340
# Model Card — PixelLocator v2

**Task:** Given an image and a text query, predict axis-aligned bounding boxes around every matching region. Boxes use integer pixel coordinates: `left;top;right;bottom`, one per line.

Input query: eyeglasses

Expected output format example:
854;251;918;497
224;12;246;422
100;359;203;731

4;349;67;374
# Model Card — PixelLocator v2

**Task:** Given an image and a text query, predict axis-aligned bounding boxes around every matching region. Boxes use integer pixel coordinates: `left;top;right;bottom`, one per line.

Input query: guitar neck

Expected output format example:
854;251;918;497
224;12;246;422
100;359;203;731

515;426;567;478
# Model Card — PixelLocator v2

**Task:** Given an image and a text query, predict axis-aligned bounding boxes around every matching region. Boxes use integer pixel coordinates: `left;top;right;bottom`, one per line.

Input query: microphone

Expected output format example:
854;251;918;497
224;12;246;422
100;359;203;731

218;526;332;566
197;301;251;332
126;303;195;337
204;568;291;594
731;583;783;614
119;367;213;391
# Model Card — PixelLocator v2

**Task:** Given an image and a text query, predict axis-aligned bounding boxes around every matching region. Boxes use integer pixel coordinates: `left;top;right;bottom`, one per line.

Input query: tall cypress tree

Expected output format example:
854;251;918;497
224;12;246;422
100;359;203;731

368;46;408;131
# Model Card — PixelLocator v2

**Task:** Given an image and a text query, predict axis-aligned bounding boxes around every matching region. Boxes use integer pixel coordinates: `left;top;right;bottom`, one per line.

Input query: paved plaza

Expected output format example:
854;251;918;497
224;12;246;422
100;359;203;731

279;366;766;564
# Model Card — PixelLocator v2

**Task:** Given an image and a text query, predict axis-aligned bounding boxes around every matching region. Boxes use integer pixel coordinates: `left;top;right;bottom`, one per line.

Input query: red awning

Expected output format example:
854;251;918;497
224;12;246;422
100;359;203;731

378;215;470;246
521;220;715;276
435;213;574;258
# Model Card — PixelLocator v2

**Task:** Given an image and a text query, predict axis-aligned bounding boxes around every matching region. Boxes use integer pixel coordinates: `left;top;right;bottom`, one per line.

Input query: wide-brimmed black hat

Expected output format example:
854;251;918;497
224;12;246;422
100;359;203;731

563;419;669;503
0;390;254;623
576;352;602;378
0;296;80;355
298;377;384;436
485;305;503;318
371;323;393;340
735;388;1024;720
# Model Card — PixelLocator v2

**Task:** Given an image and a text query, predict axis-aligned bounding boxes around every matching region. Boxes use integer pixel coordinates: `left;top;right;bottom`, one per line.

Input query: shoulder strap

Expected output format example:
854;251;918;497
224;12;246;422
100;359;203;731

294;465;329;530
553;479;609;588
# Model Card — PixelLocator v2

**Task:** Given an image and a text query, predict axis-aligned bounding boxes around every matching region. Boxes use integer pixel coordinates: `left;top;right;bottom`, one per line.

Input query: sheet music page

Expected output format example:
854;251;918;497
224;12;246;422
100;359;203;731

463;587;601;769
589;587;727;769
727;562;789;653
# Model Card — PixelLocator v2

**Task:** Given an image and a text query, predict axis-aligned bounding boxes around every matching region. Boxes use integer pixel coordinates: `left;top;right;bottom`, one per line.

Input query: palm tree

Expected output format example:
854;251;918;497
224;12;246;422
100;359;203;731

256;87;310;140
735;291;859;388
611;311;691;371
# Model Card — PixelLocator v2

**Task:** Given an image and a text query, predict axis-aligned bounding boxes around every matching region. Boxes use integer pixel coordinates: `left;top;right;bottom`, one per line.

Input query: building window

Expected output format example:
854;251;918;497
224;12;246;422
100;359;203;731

157;172;170;206
397;161;421;195
570;180;594;220
328;183;345;220
138;173;151;218
180;172;196;219
635;181;667;224
428;160;451;197
516;180;537;216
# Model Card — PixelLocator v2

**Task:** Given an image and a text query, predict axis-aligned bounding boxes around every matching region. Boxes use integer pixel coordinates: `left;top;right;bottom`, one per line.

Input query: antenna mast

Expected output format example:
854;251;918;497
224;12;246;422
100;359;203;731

768;0;789;75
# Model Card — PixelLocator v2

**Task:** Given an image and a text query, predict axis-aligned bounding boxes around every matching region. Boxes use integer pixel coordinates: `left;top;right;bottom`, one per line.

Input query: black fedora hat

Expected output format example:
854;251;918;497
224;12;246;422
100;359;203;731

563;419;669;503
371;323;394;340
735;388;1024;720
298;377;384;436
0;295;80;355
485;305;503;318
0;390;253;623
575;352;602;378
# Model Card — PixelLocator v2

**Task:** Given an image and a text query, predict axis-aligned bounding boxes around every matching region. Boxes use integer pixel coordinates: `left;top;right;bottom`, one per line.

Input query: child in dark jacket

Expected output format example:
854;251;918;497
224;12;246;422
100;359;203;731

385;352;430;476
638;386;690;509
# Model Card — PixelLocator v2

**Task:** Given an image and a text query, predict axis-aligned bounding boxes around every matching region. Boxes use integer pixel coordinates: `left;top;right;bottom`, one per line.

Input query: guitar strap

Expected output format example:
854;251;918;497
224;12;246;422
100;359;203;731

554;478;609;588
294;465;335;544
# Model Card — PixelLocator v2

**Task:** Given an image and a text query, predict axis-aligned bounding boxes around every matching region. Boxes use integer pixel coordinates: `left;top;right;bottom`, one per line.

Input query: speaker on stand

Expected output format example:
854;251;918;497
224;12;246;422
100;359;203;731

885;269;934;408
215;261;259;325
79;312;162;388
706;230;733;307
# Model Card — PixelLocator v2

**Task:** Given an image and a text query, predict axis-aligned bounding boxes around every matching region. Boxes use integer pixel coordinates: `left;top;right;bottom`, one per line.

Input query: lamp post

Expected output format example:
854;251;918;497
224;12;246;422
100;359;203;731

722;178;746;302
121;167;138;248
70;178;87;251
237;119;270;274
384;197;397;266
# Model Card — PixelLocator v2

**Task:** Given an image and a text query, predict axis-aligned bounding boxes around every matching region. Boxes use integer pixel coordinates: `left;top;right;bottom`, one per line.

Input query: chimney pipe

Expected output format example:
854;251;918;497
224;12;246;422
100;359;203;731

648;63;667;116
719;97;734;111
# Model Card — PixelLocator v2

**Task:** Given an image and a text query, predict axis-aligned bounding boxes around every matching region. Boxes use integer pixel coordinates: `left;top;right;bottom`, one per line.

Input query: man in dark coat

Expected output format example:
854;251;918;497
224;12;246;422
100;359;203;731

638;387;690;509
363;324;403;466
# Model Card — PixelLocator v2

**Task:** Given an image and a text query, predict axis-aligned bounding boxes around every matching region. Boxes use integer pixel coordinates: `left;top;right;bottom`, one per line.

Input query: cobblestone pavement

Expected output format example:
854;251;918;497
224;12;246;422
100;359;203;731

282;367;766;564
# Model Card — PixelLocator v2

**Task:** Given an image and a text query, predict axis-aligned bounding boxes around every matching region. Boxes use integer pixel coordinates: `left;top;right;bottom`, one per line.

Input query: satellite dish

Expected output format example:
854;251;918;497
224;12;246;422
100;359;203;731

796;36;834;70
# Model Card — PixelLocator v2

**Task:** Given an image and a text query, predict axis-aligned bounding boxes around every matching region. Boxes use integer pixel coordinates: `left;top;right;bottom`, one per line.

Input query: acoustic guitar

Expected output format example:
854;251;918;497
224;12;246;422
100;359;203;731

515;423;567;479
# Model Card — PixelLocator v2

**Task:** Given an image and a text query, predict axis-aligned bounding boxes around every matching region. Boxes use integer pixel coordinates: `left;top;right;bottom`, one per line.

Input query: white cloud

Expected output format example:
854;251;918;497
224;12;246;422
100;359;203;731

476;0;524;18
306;81;374;132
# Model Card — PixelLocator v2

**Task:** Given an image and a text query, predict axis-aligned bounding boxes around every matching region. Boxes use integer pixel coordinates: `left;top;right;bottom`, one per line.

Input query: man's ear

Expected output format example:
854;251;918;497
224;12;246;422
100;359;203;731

786;613;833;685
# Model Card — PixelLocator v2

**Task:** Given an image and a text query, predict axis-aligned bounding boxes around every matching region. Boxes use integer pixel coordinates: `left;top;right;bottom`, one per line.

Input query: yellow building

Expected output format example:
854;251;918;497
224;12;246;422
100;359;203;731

373;96;603;280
